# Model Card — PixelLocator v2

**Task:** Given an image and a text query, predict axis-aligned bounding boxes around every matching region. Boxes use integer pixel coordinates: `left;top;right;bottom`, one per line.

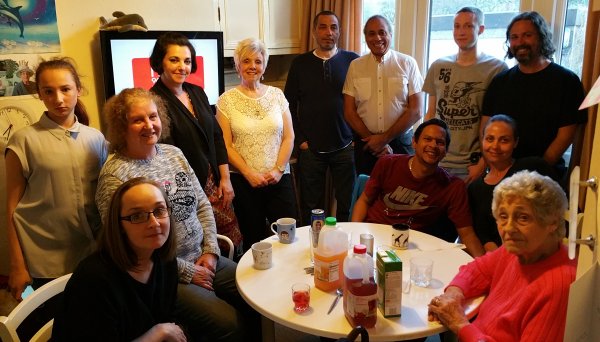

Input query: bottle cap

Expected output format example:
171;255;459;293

353;244;367;254
325;217;337;226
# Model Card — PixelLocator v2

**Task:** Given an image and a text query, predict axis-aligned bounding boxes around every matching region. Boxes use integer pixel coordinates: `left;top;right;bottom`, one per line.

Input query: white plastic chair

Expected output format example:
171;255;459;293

217;234;234;259
0;273;72;342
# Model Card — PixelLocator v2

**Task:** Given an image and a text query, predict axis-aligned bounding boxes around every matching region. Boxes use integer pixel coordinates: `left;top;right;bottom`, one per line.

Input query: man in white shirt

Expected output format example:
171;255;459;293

343;15;424;175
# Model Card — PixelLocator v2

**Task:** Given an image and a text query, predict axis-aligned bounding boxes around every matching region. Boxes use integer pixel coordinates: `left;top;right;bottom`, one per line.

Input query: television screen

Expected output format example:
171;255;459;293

99;31;224;105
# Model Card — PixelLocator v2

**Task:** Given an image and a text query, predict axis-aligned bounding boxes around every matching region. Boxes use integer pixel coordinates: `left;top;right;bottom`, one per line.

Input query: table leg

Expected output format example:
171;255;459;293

261;315;275;342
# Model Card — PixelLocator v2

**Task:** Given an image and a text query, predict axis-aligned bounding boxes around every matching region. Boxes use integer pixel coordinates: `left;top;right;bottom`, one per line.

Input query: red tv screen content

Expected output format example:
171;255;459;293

108;37;220;104
131;57;205;90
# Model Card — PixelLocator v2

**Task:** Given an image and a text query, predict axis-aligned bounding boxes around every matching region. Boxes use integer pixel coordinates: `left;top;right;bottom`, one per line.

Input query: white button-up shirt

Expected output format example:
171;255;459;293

343;50;423;134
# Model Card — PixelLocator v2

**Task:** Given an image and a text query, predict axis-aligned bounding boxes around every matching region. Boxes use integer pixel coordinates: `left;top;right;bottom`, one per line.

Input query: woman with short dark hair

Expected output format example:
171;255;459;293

468;114;557;251
149;32;242;258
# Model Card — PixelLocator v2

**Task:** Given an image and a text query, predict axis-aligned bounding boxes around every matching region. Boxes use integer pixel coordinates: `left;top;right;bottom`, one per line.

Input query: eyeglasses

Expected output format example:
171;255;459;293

120;207;171;224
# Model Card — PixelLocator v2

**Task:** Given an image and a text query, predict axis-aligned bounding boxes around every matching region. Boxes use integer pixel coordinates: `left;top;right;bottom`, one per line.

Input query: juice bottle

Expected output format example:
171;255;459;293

343;244;377;328
313;217;348;292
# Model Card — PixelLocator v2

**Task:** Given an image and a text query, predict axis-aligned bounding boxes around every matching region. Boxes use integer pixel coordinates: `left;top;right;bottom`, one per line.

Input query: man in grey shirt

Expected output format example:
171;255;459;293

424;7;507;184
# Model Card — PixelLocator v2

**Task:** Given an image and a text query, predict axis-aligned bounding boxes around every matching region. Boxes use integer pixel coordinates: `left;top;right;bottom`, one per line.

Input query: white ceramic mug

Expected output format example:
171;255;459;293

270;218;296;244
251;241;273;270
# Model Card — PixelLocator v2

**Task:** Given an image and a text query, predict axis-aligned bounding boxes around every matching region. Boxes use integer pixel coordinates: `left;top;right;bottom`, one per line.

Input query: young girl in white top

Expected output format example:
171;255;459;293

6;57;107;302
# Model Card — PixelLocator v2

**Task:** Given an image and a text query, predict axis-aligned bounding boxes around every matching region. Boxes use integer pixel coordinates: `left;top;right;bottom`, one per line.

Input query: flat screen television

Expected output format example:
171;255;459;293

99;30;224;105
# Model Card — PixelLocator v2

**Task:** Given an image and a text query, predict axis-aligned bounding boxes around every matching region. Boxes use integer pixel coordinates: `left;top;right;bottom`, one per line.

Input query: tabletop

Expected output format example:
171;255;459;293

235;222;484;341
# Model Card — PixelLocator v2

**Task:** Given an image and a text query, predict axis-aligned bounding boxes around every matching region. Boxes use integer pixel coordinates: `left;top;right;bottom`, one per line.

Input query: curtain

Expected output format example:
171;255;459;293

572;0;600;207
300;0;363;54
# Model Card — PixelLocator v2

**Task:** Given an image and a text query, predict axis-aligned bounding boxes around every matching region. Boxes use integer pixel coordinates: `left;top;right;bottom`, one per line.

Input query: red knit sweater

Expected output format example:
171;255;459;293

450;245;576;342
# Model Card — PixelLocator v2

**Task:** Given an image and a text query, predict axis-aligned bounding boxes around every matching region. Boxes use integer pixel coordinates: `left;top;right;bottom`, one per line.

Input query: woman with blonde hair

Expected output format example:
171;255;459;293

216;38;297;248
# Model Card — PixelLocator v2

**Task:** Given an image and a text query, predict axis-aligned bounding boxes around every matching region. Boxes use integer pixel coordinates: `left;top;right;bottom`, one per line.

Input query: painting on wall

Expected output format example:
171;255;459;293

0;0;60;54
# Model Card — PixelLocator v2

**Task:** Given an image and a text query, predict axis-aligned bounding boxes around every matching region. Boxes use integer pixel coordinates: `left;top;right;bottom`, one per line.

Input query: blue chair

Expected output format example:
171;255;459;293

349;174;370;219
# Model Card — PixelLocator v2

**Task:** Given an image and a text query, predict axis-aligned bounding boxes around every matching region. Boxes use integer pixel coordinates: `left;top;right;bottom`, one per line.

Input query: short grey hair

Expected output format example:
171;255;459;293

233;38;269;70
492;170;567;238
363;15;392;35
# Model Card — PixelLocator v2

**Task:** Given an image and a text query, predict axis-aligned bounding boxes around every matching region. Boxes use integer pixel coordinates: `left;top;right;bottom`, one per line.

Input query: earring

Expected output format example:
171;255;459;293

261;75;264;80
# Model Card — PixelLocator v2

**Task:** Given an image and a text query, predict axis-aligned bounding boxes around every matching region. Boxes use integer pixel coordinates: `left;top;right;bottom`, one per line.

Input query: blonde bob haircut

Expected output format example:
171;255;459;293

492;170;567;238
103;87;171;153
233;38;269;72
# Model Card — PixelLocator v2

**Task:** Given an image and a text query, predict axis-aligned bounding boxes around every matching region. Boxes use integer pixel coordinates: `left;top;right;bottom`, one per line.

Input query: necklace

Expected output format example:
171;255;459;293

186;91;196;116
409;157;414;173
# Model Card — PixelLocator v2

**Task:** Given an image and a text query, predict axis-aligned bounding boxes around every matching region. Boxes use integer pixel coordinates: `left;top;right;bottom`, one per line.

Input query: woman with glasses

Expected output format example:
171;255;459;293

96;88;258;342
54;177;186;341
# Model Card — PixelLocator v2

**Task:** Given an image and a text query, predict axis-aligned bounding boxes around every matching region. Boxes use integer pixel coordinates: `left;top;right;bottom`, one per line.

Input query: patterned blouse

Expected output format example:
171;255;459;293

216;86;290;174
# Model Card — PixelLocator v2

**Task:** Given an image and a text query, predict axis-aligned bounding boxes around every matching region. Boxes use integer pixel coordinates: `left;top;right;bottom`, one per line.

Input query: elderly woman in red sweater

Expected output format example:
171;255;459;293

428;170;576;342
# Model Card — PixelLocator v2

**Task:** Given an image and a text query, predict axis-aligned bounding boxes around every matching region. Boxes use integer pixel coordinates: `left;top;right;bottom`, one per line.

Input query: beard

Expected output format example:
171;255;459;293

512;44;536;64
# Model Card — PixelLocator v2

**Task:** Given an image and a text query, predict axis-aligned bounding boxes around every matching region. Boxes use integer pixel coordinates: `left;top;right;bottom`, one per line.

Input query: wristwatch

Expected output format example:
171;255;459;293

276;164;286;172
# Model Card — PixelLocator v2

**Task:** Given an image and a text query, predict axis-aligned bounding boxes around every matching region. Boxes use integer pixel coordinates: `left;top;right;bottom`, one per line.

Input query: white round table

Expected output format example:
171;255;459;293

235;222;483;341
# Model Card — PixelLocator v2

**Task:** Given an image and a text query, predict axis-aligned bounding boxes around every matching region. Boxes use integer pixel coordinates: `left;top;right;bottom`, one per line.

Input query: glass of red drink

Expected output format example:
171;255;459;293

292;283;311;313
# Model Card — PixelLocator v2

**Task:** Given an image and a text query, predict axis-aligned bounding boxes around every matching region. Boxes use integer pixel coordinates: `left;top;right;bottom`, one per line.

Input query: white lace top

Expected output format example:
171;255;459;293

217;86;290;174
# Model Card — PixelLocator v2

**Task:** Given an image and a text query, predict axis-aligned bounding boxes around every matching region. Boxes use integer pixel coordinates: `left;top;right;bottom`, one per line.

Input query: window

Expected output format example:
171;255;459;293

362;0;396;53
427;0;521;67
559;0;589;78
360;0;589;76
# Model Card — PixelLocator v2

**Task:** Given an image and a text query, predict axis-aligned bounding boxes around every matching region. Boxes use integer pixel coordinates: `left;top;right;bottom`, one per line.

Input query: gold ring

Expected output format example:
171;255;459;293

433;297;440;305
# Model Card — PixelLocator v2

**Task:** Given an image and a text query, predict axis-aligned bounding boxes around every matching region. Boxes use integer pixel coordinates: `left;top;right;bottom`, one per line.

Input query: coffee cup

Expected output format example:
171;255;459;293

251;242;273;270
271;218;296;244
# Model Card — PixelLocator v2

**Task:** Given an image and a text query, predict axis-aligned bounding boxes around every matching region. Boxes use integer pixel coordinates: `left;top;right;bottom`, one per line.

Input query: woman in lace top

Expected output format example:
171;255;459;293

216;38;297;248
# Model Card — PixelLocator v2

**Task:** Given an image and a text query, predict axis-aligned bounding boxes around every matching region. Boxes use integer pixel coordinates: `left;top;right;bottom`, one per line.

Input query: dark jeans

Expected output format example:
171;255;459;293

174;256;261;342
298;144;355;224
354;129;414;175
231;173;297;249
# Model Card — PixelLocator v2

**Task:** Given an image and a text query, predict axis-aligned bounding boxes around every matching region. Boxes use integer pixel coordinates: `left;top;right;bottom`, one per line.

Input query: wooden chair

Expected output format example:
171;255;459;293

0;273;71;342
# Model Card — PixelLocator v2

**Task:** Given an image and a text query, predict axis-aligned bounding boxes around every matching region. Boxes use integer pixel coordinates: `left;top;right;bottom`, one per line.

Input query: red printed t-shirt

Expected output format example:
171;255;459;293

364;154;472;232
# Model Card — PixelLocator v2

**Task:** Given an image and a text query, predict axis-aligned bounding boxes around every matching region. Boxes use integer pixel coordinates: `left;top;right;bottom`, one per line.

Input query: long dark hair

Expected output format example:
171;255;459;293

34;57;90;125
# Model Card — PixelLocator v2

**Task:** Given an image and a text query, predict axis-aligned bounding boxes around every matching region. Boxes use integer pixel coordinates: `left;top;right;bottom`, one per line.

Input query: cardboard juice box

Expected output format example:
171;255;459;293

376;249;402;317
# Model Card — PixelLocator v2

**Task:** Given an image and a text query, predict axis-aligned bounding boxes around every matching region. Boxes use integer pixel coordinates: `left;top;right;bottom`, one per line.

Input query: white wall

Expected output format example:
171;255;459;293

577;106;600;277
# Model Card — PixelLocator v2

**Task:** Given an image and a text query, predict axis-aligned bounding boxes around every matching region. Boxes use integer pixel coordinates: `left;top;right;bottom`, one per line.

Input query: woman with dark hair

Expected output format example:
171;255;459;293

468;114;556;251
96;88;257;342
5;57;107;302
149;32;242;258
53;177;186;341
